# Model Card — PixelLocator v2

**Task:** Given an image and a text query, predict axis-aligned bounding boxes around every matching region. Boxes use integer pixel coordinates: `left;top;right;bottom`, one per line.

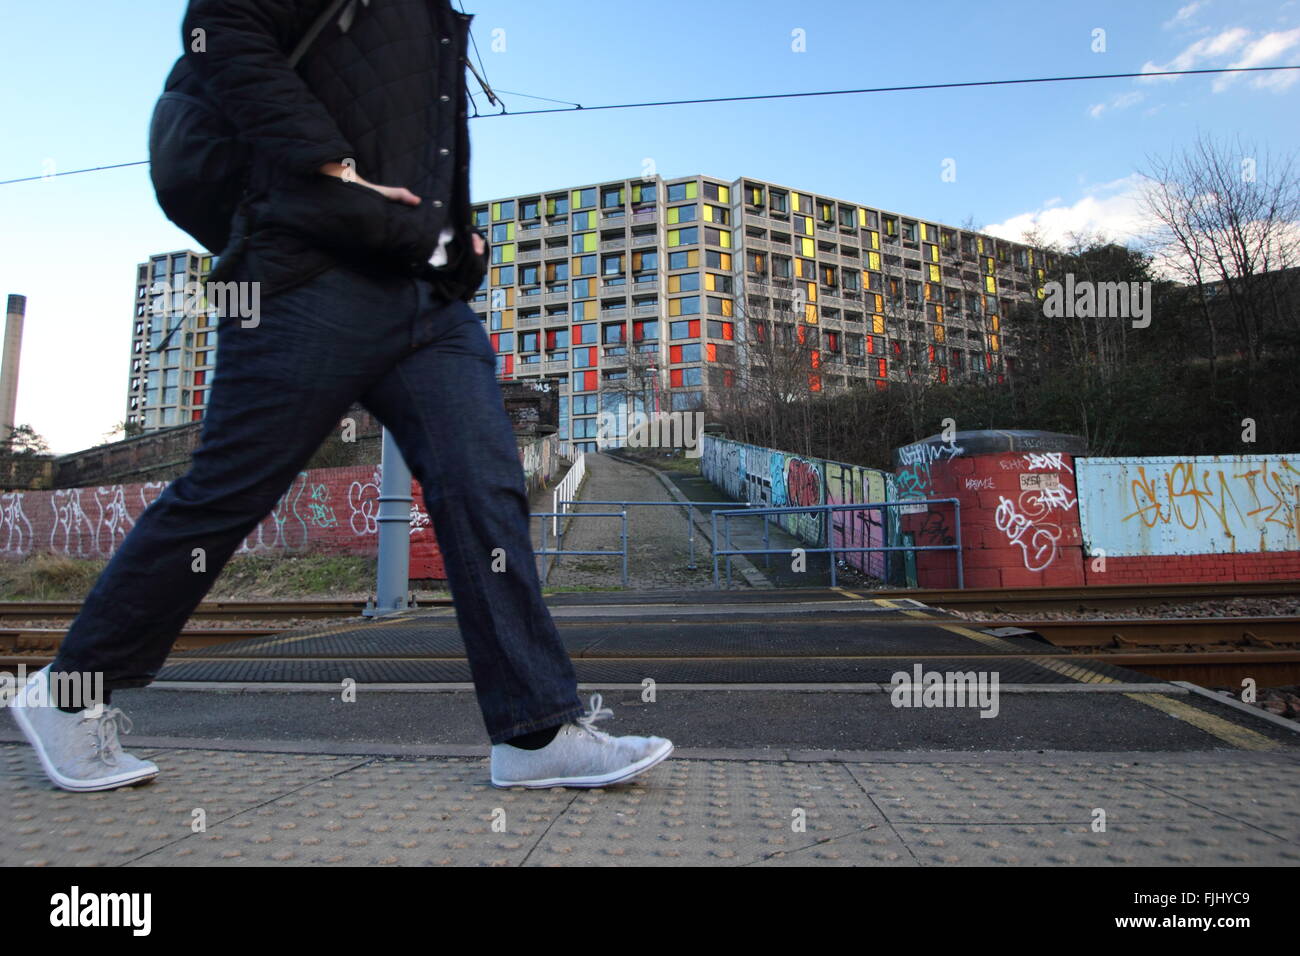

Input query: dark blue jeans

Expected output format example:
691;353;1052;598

52;262;583;744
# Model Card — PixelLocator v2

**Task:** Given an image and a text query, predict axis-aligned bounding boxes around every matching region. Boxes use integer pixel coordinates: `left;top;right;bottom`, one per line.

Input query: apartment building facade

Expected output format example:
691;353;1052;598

128;176;1050;445
469;174;1051;453
126;250;218;433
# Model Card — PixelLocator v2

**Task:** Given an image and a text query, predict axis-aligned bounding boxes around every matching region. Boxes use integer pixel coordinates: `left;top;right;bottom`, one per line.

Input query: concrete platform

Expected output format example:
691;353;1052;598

2;744;1297;866
4;588;1298;866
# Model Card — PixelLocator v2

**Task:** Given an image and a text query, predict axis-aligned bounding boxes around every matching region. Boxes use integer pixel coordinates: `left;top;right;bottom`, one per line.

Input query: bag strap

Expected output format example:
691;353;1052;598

289;0;359;67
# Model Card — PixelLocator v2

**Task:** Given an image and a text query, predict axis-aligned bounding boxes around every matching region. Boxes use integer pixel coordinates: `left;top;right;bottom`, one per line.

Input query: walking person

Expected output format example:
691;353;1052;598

10;0;672;792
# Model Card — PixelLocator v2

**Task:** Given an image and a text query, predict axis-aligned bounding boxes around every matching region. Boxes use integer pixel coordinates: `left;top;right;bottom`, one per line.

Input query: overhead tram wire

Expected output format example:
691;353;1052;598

1;64;1296;187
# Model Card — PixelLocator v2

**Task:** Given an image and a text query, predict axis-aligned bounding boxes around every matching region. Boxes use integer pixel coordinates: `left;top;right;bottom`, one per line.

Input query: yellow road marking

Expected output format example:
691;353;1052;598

1129;693;1279;751
937;623;1280;749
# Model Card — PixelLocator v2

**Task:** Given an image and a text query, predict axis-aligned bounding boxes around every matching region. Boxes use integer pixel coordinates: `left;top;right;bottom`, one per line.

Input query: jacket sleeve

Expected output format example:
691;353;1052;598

181;0;355;176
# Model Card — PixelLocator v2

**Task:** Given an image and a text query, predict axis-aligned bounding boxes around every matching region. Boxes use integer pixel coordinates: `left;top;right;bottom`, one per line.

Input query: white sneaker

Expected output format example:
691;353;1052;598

8;666;158;792
490;693;673;789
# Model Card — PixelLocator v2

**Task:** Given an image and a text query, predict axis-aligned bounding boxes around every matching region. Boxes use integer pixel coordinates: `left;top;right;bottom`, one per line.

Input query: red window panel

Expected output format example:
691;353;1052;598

193;389;205;405
719;322;734;340
939;367;948;384
810;350;821;369
891;341;902;355
723;369;735;386
866;336;875;354
986;353;993;370
632;321;649;341
797;325;807;345
194;371;206;386
997;374;1005;384
877;358;887;378
503;355;514;376
546;329;559;349
809;373;821;391
670;345;683;363
705;343;717;362
688;319;700;337
928;345;936;363
670;368;684;387
827;332;839;351
191;410;203;421
874;379;887;391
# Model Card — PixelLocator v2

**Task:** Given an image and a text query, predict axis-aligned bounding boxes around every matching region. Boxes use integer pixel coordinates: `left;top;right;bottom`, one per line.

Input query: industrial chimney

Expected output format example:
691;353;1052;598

0;294;25;445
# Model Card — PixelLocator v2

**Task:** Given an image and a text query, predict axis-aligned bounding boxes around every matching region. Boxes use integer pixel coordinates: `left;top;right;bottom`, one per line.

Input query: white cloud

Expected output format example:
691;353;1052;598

982;176;1151;248
1163;1;1209;30
1211;27;1300;91
1086;90;1146;118
1140;26;1251;81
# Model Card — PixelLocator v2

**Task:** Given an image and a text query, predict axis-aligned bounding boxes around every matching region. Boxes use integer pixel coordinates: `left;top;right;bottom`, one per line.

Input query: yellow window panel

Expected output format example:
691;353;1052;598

720;231;732;248
990;334;999;352
571;190;582;208
501;309;515;329
870;231;879;249
668;275;681;292
991;315;1000;331
928;264;940;281
669;299;682;316
867;251;880;270
872;294;883;311
702;205;713;222
985;276;996;293
717;186;729;203
935;325;945;342
687;250;700;267
803;217;814;236
935;304;943;321
501;243;516;263
686;182;698;199
505;288;515;306
930;244;939;262
924;283;934;300
800;237;814;257
873;315;885;334
668;230;682;247
858;208;867;227
977;237;985;254
492;267;503;285
492;202;502;221
720;299;733;317
805;303;818;323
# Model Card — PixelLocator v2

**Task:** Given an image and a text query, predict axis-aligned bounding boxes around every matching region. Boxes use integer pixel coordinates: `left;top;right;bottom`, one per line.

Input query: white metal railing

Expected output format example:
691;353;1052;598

551;451;587;537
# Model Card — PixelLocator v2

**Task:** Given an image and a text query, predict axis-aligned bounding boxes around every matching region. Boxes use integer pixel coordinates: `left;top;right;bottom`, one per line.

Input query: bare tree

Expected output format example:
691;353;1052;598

1142;135;1300;393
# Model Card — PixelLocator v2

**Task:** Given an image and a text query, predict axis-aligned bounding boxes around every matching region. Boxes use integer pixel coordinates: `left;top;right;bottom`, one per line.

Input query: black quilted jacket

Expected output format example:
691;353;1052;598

177;0;476;297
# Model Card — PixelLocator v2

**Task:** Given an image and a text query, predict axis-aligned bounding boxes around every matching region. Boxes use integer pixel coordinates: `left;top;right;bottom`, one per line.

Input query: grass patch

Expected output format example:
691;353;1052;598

0;553;404;601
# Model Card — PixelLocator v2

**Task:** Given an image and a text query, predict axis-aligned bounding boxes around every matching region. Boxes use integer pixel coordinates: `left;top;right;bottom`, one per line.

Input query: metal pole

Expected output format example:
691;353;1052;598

621;510;629;587
827;504;837;587
686;504;696;570
365;427;413;617
711;510;720;588
953;499;964;589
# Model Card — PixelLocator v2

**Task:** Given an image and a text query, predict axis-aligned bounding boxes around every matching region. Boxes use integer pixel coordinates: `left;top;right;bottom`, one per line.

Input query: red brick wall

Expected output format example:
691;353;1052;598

1089;552;1300;585
898;450;1085;589
0;464;447;579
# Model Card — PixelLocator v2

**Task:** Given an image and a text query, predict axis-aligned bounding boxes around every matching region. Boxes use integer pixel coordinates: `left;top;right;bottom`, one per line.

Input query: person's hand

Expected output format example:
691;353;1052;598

472;232;485;256
318;161;421;206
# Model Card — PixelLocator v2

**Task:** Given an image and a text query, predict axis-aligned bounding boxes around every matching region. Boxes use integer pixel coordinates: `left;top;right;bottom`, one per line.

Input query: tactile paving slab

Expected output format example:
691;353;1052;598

2;745;1297;866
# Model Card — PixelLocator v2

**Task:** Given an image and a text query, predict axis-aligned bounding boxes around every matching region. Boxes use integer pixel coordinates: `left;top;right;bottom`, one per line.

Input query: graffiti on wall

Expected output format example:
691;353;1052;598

1077;455;1300;557
702;435;896;581
991;453;1079;571
894;439;964;513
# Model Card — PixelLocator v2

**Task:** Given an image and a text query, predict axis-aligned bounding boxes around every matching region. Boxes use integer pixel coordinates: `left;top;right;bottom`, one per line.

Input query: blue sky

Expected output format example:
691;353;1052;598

1;0;1297;453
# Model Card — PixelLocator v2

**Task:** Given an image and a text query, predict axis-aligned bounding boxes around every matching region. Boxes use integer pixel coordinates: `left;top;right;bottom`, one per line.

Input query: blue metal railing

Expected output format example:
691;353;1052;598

534;509;629;587
710;498;964;589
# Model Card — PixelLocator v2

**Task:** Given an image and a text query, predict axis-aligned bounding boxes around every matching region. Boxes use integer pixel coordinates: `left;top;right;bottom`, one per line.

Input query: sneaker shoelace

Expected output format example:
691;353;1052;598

82;707;133;768
573;693;615;743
